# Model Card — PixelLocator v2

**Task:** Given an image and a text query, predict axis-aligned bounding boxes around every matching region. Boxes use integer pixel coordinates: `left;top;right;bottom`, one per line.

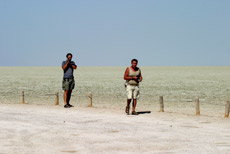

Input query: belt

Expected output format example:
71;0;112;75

63;78;74;81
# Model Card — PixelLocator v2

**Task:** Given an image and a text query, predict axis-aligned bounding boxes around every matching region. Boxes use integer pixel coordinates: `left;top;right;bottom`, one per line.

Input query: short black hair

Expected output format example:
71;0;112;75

131;59;138;63
66;53;73;58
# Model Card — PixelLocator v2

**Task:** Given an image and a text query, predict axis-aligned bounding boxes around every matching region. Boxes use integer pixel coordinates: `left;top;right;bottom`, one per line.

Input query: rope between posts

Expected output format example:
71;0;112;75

154;99;225;106
0;92;228;107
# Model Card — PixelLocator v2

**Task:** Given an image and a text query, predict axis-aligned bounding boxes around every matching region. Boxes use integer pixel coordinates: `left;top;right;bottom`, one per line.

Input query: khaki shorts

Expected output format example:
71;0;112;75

62;78;75;91
126;84;140;99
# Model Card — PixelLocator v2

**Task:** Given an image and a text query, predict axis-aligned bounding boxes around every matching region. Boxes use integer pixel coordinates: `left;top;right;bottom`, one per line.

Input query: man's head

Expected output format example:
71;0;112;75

131;59;138;68
66;53;73;61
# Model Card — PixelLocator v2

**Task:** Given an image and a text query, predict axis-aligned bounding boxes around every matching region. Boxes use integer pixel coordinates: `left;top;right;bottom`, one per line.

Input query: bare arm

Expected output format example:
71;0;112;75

124;68;130;80
138;70;143;82
62;60;69;70
70;61;77;69
72;64;77;70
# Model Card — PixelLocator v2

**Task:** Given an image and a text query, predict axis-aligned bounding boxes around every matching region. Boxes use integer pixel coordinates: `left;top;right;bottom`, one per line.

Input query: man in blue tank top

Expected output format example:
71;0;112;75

62;53;77;108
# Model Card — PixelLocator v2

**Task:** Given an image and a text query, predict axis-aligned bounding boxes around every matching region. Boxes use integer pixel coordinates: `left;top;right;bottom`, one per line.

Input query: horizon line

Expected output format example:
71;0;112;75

0;65;230;67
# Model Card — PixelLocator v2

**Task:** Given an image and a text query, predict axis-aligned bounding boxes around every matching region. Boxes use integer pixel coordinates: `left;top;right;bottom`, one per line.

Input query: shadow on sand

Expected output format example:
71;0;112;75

137;111;151;115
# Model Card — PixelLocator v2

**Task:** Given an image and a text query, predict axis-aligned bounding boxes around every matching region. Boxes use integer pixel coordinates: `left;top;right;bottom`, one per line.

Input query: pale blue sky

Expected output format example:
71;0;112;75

0;0;230;66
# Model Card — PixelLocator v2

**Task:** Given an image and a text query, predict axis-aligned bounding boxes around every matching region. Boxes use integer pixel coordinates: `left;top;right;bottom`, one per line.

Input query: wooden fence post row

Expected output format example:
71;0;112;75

19;91;230;119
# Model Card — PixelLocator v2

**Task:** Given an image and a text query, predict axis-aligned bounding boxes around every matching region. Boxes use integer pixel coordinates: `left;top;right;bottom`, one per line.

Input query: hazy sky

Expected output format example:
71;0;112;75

0;0;230;66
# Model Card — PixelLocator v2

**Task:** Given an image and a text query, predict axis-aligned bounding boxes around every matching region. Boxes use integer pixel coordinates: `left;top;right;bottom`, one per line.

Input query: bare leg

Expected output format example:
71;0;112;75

132;99;137;112
127;99;131;108
64;90;68;105
126;99;132;114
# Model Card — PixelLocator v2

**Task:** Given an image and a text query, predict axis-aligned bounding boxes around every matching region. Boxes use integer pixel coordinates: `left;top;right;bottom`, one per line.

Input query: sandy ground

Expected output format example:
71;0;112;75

0;104;229;154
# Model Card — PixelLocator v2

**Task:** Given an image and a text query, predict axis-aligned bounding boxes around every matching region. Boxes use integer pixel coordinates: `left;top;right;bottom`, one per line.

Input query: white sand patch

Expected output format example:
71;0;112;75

0;104;229;154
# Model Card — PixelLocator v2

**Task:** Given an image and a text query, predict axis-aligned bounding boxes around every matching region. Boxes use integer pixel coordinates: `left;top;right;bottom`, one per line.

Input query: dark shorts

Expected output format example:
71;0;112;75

62;78;75;91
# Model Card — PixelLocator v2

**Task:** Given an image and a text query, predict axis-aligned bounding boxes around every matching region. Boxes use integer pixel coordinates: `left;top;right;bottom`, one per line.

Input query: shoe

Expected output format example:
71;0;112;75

125;106;129;115
68;104;74;107
64;105;70;108
131;111;138;115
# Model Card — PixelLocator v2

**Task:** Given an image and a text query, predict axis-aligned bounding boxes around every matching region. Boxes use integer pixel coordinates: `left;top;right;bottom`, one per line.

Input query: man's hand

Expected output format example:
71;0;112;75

132;76;142;82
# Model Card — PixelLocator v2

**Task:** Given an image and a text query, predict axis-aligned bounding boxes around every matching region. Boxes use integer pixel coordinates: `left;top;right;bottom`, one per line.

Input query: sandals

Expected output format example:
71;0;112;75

126;107;138;115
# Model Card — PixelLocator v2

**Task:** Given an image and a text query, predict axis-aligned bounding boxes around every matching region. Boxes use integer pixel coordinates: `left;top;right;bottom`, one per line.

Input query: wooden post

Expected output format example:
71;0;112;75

21;91;25;104
88;94;92;107
159;96;164;112
55;92;59;105
195;98;200;115
224;101;230;118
